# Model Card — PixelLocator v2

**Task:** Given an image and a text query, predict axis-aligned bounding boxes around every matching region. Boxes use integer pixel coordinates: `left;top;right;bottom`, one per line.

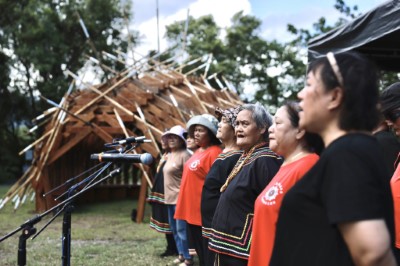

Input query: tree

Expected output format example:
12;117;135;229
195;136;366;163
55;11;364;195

165;14;225;79
164;0;399;111
0;0;137;181
287;0;398;89
165;12;304;108
0;0;135;109
223;12;304;107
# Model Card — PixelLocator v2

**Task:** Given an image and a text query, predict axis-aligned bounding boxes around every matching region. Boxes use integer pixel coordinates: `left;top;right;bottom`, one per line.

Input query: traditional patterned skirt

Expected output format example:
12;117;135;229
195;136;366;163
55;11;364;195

147;162;172;234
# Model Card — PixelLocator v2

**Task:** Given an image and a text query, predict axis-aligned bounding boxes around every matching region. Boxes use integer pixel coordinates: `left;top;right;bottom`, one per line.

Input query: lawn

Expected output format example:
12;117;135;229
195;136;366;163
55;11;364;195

0;185;192;265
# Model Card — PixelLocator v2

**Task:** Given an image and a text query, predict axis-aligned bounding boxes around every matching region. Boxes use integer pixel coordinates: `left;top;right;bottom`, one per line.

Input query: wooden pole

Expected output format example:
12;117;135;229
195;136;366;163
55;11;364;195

184;78;209;113
113;107;153;189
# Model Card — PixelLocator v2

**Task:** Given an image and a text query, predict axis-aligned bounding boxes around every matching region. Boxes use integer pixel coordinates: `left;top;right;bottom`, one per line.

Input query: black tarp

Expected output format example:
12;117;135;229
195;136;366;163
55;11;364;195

308;0;400;72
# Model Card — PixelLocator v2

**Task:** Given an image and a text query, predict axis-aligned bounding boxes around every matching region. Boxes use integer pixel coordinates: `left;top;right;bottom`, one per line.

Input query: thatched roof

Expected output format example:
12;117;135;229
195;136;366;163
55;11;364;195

0;54;242;221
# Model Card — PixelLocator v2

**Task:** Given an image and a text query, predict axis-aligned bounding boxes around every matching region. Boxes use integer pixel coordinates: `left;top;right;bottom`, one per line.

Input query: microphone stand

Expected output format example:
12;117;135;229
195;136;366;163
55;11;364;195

41;144;134;266
43;163;106;199
1;143;136;266
17;218;38;266
0;168;121;266
44;147;126;201
61;200;73;266
45;146;134;265
60;161;113;266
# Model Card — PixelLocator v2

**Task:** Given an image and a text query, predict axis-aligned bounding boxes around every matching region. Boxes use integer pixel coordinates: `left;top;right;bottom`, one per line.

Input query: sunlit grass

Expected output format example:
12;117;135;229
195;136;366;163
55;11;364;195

0;185;194;265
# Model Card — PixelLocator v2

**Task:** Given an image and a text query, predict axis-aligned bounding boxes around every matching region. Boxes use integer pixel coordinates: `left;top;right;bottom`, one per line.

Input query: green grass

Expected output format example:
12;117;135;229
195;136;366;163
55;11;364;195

0;185;195;265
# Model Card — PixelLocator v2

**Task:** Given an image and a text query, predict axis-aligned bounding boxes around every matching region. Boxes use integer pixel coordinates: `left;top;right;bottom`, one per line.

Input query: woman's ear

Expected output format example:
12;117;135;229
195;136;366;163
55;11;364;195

296;128;306;140
328;87;344;110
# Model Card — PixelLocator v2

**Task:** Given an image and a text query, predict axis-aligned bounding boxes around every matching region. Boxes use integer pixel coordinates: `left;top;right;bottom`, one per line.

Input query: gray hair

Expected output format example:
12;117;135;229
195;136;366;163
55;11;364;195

239;102;272;141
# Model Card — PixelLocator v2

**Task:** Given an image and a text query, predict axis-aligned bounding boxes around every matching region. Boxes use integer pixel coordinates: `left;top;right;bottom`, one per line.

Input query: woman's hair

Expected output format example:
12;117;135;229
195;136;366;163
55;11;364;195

176;137;187;150
239;102;273;142
284;101;324;154
207;128;222;146
308;51;380;131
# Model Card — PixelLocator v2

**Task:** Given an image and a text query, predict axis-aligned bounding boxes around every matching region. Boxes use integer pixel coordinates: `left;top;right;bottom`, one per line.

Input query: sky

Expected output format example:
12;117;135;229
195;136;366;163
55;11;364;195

129;0;386;55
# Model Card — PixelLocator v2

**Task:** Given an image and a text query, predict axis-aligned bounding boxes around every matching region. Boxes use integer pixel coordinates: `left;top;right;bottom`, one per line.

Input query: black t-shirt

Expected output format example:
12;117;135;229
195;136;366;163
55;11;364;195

270;133;394;266
374;129;400;176
201;150;242;231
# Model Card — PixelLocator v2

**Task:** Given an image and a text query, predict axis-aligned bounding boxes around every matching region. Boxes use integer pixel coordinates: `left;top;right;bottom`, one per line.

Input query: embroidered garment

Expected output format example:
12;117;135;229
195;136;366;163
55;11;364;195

209;144;282;260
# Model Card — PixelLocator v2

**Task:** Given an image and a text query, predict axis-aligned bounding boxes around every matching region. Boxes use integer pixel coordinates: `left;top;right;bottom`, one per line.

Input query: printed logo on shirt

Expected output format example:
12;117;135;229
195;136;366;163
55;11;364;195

189;159;200;171
261;182;283;206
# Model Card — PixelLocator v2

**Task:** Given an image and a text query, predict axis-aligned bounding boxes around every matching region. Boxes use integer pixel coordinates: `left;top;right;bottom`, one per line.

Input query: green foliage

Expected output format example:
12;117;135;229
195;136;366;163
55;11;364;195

0;0;137;181
1;0;398;182
287;0;399;91
0;0;133;105
0;88;33;183
380;72;400;91
334;0;359;19
165;11;305;109
163;0;398;111
287;0;361;46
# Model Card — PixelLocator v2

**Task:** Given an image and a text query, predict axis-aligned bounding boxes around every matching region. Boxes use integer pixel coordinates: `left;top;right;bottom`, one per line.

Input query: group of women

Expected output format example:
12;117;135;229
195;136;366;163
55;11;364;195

149;51;399;266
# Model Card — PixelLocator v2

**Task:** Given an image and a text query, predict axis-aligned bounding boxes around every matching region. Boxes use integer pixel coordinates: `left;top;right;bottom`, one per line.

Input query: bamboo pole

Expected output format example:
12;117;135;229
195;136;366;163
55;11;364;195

85;55;118;74
169;94;187;123
184;78;209;113
65;70;135;117
183;61;208;76
114;108;129;137
202;54;213;79
19;130;53;155
113;108;153;189
7;85;77;209
134;102;161;155
174;56;202;72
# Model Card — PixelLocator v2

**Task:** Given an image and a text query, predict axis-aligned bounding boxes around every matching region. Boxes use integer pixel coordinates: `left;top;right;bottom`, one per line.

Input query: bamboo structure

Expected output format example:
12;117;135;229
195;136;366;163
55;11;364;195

1;52;242;223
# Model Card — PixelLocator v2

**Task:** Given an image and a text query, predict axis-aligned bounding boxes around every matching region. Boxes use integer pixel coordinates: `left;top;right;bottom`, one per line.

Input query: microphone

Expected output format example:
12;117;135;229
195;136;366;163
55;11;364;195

90;153;154;165
104;136;152;147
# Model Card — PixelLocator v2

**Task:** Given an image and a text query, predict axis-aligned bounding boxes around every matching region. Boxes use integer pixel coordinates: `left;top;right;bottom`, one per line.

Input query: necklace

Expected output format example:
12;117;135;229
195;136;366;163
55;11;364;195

220;141;267;192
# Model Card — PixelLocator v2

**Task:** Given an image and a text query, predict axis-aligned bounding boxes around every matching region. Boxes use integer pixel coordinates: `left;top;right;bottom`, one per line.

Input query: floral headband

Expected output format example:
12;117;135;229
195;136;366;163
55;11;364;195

215;105;241;127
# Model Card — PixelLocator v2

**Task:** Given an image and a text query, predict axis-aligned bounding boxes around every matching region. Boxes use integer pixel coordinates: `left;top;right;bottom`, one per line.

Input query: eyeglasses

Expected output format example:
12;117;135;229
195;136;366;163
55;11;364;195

326;52;344;88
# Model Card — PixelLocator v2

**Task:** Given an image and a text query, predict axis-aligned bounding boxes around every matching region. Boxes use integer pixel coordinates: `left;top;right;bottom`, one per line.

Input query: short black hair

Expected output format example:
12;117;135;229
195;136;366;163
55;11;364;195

284;101;324;154
207;128;221;146
381;82;400;119
308;51;380;131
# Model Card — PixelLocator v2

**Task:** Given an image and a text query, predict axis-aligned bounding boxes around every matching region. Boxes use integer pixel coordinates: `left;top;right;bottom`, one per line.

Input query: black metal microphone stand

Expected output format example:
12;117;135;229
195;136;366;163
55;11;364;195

61;201;73;266
0;168;121;266
43;163;106;199
0;142;138;266
60;160;113;266
17;217;39;266
58;145;135;266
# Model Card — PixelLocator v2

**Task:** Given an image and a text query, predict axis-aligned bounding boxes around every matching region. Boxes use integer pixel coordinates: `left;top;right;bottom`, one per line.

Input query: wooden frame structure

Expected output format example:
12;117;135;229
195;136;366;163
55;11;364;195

0;53;242;222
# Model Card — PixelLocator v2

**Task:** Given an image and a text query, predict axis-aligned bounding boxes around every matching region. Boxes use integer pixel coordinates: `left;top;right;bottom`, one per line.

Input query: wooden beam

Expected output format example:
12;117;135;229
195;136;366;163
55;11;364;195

65;70;135;117
135;172;148;223
184;79;209;113
114;108;154;193
47;128;92;165
170;85;192;98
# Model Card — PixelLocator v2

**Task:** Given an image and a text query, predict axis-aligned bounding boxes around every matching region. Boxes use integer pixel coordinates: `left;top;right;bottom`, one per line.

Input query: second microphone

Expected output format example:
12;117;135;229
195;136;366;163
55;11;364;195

90;153;154;165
